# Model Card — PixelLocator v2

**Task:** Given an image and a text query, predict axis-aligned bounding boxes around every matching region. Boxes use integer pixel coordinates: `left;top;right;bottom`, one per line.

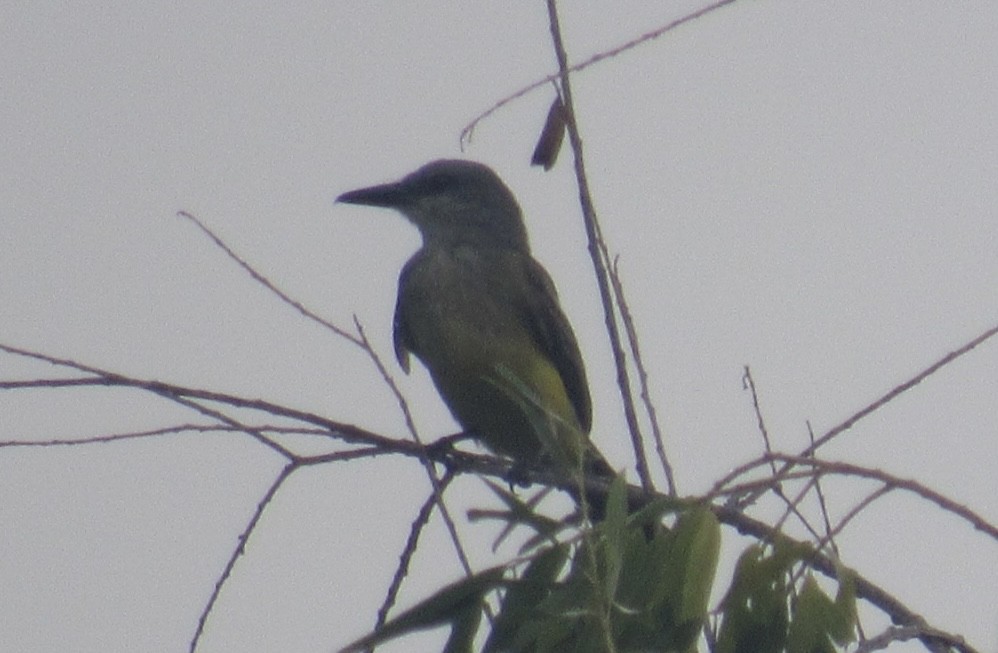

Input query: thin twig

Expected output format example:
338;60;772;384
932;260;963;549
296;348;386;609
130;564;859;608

855;624;958;653
804;323;998;457
609;256;675;493
374;471;456;634
0;423;223;448
178;209;477;588
0;343;409;454
176;210;362;346
823;485;892;551
742;367;776;474
769;454;998;542
544;0;654;496
769;475;824;545
0;423;340;449
352;318;477;585
461;0;740;145
712;449;998;544
190;461;298;653
807;420;841;558
740;369;828;546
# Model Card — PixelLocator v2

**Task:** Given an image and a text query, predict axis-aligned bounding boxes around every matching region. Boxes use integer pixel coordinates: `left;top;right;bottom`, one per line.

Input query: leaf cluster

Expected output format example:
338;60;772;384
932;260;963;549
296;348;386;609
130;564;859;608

342;478;726;653
717;542;857;653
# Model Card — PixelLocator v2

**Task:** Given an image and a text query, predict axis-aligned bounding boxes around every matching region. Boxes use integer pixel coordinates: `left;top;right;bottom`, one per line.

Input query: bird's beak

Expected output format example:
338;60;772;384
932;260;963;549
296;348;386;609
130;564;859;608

336;181;406;208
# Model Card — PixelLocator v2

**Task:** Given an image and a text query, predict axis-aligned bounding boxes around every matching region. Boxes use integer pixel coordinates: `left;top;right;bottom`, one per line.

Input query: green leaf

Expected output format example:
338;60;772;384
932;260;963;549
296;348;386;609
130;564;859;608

602;473;629;530
787;576;836;653
667;507;721;626
829;564;857;645
484;544;569;653
476;479;563;552
338;567;504;653
493;540;603;652
444;602;483;653
614;519;666;615
785;567;857;653
626;495;685;531
716;544;791;653
596;474;630;597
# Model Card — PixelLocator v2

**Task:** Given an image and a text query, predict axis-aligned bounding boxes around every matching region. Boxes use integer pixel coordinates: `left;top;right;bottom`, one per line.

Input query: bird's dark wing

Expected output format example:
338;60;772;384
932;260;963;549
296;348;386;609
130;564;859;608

392;260;416;374
516;254;592;433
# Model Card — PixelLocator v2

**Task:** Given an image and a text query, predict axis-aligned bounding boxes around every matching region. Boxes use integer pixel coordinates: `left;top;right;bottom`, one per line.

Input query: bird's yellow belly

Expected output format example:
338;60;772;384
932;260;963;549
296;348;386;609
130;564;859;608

402;252;581;464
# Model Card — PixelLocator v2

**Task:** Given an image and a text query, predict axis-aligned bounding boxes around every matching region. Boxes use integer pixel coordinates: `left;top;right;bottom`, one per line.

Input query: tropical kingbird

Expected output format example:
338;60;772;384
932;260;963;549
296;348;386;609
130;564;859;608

337;159;614;504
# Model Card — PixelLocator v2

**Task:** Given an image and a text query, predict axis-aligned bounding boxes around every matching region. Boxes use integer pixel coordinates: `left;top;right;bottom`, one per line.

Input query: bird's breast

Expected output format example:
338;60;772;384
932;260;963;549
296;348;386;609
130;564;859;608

399;246;532;365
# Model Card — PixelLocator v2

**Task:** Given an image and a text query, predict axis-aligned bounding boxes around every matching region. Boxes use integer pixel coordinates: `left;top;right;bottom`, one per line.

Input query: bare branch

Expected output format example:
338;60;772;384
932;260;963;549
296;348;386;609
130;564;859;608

176;210;362;346
769;454;998;543
375;471;457;633
804;323;998;456
177;209;477;589
609;256;676;494
544;0;654;495
461;0;740;145
190;462;298;653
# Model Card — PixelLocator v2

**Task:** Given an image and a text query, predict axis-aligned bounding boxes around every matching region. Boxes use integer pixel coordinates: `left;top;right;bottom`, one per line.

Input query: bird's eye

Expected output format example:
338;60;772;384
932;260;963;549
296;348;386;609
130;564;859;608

415;173;453;194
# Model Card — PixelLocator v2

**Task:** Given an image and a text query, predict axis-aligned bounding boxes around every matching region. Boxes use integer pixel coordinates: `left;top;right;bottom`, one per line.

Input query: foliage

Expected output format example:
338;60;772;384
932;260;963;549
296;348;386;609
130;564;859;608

340;479;725;653
340;475;862;653
717;542;856;653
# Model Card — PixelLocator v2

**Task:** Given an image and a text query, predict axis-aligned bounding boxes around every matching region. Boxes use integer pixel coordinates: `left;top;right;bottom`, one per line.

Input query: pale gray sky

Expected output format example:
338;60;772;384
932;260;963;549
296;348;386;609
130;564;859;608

2;2;996;652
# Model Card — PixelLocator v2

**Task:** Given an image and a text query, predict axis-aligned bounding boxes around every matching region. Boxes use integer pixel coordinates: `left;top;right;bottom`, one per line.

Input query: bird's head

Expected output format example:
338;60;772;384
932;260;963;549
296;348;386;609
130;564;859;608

337;160;530;251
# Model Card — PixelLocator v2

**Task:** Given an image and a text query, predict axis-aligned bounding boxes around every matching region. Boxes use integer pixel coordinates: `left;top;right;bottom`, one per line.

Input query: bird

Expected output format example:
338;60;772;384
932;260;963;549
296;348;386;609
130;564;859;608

337;159;615;515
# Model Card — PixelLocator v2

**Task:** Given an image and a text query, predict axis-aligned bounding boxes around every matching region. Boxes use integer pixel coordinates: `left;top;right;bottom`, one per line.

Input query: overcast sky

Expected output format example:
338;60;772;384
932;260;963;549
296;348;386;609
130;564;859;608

2;2;996;652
